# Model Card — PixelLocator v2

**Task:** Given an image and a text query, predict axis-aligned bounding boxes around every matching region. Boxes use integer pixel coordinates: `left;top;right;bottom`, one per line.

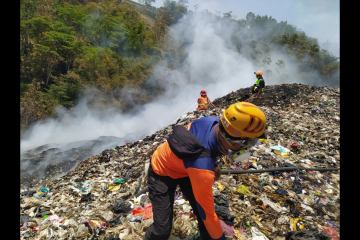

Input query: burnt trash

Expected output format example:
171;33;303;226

112;198;132;214
285;229;331;240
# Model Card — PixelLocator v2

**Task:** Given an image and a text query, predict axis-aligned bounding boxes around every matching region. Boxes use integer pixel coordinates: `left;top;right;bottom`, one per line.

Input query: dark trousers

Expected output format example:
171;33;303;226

144;163;212;240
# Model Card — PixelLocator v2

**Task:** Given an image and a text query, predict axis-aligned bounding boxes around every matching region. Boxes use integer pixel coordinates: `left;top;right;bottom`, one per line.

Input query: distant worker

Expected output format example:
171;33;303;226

196;90;216;111
145;102;267;240
250;71;265;104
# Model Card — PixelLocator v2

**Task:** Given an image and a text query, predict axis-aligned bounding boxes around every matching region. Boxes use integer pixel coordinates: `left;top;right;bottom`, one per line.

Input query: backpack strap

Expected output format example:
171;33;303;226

168;125;216;161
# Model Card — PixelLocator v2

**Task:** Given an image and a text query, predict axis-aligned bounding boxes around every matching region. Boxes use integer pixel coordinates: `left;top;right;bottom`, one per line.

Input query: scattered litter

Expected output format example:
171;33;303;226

20;84;340;239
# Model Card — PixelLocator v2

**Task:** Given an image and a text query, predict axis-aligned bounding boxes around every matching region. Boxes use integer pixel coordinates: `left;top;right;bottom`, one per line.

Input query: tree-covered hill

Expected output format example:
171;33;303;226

20;0;339;129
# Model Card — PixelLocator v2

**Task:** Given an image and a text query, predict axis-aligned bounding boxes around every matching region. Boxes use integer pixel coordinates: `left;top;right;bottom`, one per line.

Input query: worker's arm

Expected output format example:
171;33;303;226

254;88;262;98
186;167;226;240
207;97;217;108
214;165;221;181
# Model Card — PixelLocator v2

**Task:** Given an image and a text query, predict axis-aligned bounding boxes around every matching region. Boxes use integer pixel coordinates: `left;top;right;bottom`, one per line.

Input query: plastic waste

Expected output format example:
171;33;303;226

173;216;193;235
236;185;251;195
251;226;269;240
234;228;247;239
106;234;120;240
215;182;226;191
85;219;106;230
214;204;235;224
275;189;289;196
80;192;95;203
219;219;234;236
130;204;153;220
75;224;89;238
230;149;251;163
112;198;132;214
19;84;340;239
271;146;290;156
322;227;339;240
114;178;127;184
285;229;331;240
214;194;229;207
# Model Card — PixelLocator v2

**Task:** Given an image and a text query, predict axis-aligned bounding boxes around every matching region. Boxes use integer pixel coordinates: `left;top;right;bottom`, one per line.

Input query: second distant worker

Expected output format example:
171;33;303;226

250;71;265;105
197;90;211;111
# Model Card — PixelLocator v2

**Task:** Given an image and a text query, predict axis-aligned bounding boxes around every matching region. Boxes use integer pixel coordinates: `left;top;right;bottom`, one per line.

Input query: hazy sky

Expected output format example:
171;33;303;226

153;0;340;54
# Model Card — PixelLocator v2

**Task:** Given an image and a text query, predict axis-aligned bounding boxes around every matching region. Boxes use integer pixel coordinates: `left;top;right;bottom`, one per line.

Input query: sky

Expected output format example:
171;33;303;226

153;0;340;57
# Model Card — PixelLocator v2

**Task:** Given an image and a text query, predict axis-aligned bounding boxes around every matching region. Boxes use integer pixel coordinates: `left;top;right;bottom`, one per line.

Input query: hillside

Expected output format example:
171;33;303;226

20;0;339;130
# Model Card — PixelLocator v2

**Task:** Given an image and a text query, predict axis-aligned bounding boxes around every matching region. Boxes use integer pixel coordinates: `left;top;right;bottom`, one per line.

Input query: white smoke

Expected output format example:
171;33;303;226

20;11;339;155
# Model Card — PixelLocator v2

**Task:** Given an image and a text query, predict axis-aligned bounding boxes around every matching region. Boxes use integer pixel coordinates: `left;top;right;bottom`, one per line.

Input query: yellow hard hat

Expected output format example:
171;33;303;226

255;71;263;76
220;102;266;138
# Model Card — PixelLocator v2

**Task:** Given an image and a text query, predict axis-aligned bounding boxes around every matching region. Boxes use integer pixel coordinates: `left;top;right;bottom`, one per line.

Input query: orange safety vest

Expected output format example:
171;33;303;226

197;96;210;111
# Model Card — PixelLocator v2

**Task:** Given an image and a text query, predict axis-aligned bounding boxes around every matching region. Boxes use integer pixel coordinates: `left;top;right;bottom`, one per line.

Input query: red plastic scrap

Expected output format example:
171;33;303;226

132;205;153;219
322;227;339;240
308;171;315;176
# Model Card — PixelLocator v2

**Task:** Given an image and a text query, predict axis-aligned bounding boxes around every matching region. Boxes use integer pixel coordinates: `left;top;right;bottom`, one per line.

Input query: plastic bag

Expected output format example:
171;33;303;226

22;198;45;208
20;190;37;196
112;198;132;214
183;204;191;212
113;178;127;184
86;219;106;230
101;210;114;222
75;224;89;238
219;219;234;236
214;194;229;207
250;227;269;240
215;182;226;191
131;205;153;220
236;185;250;195
277;215;289;224
258;194;288;213
107;185;121;191
285;199;299;217
214;204;235;224
293;180;303;194
275;189;289;196
63;218;78;229
322;227;339;240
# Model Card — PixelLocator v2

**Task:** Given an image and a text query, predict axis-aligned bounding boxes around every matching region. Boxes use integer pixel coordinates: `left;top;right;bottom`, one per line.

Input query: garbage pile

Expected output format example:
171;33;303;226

20;84;340;240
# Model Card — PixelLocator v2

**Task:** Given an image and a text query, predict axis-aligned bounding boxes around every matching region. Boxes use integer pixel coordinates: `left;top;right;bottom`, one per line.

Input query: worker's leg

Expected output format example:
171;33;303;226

249;93;260;106
144;164;177;240
178;177;212;240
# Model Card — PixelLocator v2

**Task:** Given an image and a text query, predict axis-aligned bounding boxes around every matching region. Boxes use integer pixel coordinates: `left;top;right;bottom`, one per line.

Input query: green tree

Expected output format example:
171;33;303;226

246;12;255;21
139;0;155;7
153;7;170;40
20;81;55;127
57;5;86;33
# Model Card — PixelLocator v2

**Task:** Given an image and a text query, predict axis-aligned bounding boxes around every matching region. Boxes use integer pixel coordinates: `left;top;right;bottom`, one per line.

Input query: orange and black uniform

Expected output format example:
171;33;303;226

145;116;225;240
197;96;210;111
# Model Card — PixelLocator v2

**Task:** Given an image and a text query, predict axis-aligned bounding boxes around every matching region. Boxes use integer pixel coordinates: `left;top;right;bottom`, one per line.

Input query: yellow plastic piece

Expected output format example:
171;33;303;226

236;185;251;195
